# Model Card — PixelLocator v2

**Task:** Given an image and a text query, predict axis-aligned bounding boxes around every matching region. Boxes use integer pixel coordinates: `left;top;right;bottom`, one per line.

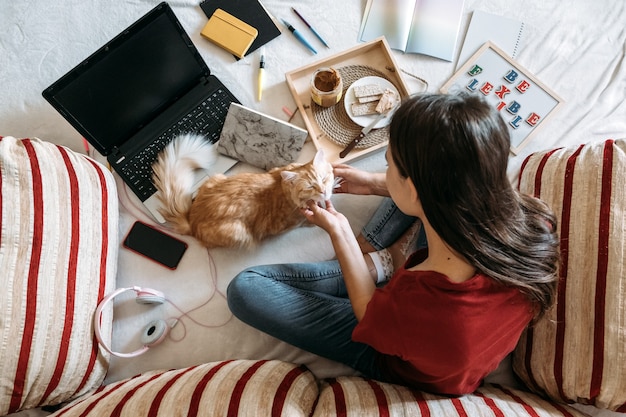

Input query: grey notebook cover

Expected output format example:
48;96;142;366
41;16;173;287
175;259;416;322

217;103;308;170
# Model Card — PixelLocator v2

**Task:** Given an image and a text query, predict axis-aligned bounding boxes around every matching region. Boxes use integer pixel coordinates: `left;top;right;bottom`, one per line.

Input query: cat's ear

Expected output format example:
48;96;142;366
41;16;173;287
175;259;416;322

313;149;326;167
281;171;298;182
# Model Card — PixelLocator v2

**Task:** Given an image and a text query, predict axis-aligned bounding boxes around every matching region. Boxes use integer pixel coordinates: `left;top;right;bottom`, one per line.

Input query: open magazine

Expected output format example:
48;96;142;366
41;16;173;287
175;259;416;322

358;0;465;61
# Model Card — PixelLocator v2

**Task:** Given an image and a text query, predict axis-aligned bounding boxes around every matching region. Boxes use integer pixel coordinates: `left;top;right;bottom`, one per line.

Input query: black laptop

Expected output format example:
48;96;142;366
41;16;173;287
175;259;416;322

42;2;240;222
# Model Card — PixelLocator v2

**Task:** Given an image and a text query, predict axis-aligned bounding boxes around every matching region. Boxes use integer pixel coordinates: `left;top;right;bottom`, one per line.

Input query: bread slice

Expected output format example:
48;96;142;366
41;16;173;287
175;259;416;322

375;89;398;113
357;94;383;104
351;101;378;116
353;84;383;98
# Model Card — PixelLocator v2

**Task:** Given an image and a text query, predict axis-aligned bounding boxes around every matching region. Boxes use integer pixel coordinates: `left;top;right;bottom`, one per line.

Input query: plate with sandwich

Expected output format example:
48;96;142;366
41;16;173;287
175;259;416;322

344;76;400;128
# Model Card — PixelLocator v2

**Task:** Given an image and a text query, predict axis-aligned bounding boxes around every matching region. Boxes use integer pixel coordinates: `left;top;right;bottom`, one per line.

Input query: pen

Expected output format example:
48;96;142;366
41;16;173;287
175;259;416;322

281;19;317;55
291;8;329;48
257;47;265;101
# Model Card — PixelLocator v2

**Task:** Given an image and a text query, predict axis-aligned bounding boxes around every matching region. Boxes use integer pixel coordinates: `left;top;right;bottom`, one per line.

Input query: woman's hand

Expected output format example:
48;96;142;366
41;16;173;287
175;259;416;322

333;164;389;197
300;199;351;237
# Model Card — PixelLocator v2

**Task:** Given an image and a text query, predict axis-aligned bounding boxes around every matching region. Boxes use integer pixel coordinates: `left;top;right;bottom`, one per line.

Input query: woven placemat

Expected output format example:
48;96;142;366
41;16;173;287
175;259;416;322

311;65;394;149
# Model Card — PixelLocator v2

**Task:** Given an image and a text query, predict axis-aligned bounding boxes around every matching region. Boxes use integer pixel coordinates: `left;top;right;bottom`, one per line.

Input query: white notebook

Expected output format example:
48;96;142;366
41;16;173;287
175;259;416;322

456;10;524;69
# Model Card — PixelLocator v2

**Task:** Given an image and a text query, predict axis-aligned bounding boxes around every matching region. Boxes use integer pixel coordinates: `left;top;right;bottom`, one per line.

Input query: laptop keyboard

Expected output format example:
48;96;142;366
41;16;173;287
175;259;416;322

120;89;233;200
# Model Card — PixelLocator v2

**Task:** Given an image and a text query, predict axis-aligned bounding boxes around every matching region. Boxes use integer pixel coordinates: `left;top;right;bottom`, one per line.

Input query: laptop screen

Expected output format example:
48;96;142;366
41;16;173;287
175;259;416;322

43;3;208;155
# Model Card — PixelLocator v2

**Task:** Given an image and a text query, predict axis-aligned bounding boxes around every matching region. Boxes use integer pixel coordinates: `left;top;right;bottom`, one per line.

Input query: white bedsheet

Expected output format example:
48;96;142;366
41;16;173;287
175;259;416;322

1;1;625;416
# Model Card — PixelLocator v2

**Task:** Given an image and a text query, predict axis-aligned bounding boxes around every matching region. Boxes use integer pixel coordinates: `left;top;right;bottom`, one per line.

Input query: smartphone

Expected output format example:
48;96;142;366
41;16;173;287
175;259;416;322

123;221;188;269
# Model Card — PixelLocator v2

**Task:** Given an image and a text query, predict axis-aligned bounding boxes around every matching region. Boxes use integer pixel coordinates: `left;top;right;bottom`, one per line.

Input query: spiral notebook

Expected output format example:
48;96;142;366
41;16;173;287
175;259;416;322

456;10;524;69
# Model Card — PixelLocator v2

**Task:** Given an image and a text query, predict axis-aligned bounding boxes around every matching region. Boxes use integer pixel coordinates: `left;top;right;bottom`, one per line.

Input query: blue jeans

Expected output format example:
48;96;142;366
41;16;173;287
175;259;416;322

361;197;420;250
227;198;418;379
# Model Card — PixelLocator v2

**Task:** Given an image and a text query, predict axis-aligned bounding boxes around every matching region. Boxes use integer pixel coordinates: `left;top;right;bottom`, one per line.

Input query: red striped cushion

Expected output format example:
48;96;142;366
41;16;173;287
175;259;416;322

49;360;319;417
0;137;118;414
513;139;626;412
312;378;587;417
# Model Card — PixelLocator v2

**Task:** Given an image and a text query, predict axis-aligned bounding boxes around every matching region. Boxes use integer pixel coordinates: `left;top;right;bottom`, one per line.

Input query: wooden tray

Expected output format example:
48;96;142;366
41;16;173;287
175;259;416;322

285;37;410;164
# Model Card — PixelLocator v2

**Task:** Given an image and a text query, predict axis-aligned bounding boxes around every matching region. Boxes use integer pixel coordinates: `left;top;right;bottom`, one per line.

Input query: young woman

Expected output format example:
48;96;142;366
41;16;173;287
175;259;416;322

227;93;559;396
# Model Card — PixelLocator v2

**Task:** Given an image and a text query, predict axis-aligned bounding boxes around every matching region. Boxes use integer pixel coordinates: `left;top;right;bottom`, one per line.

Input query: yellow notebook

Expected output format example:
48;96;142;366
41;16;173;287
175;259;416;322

201;9;258;59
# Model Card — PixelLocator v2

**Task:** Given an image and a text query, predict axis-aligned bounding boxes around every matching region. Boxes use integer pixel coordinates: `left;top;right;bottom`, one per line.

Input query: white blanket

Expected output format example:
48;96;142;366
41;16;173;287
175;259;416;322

1;1;625;415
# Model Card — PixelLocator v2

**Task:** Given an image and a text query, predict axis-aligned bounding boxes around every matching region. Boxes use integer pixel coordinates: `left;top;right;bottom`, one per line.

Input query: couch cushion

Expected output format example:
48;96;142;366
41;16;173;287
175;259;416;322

312;377;588;416
49;360;319;417
513;138;626;411
0;137;118;414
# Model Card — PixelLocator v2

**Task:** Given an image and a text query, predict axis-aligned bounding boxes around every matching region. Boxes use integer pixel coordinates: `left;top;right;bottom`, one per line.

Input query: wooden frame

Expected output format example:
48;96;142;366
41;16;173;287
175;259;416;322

285;37;410;164
441;42;564;155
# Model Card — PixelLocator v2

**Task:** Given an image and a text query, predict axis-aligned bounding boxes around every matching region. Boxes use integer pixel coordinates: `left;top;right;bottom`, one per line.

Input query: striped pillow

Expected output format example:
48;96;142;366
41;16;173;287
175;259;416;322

49;360;319;417
0;137;118;414
312;377;587;417
513;139;626;411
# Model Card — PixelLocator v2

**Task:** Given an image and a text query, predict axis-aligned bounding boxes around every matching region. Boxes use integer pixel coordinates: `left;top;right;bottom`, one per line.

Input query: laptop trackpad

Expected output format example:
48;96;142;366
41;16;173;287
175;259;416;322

205;153;238;176
144;195;167;224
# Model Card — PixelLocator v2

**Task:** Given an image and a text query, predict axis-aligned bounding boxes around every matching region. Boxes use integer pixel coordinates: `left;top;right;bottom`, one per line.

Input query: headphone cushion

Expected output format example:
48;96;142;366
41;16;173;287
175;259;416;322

136;290;165;305
140;319;169;346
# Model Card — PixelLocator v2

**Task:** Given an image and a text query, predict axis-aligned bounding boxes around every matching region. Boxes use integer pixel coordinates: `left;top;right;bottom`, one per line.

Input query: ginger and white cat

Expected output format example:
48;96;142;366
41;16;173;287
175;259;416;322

152;133;335;248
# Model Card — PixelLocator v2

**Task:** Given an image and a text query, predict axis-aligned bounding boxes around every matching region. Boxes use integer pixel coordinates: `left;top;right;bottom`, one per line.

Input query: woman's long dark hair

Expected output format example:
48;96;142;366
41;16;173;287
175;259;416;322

389;93;559;318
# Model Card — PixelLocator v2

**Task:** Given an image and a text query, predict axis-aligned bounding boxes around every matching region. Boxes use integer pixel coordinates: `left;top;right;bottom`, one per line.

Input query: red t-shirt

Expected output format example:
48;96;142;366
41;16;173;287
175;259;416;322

352;249;534;396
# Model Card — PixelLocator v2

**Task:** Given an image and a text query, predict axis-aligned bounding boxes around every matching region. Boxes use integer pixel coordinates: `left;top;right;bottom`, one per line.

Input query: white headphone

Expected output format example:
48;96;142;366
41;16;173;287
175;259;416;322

94;286;171;358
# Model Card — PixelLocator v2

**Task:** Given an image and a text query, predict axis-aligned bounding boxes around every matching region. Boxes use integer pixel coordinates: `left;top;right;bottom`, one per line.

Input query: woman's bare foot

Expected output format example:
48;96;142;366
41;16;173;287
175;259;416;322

360;220;423;283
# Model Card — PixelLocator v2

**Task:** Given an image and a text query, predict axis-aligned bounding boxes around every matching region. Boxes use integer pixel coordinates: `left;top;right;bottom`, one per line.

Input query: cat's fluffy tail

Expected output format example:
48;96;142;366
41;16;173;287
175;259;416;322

152;133;218;233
